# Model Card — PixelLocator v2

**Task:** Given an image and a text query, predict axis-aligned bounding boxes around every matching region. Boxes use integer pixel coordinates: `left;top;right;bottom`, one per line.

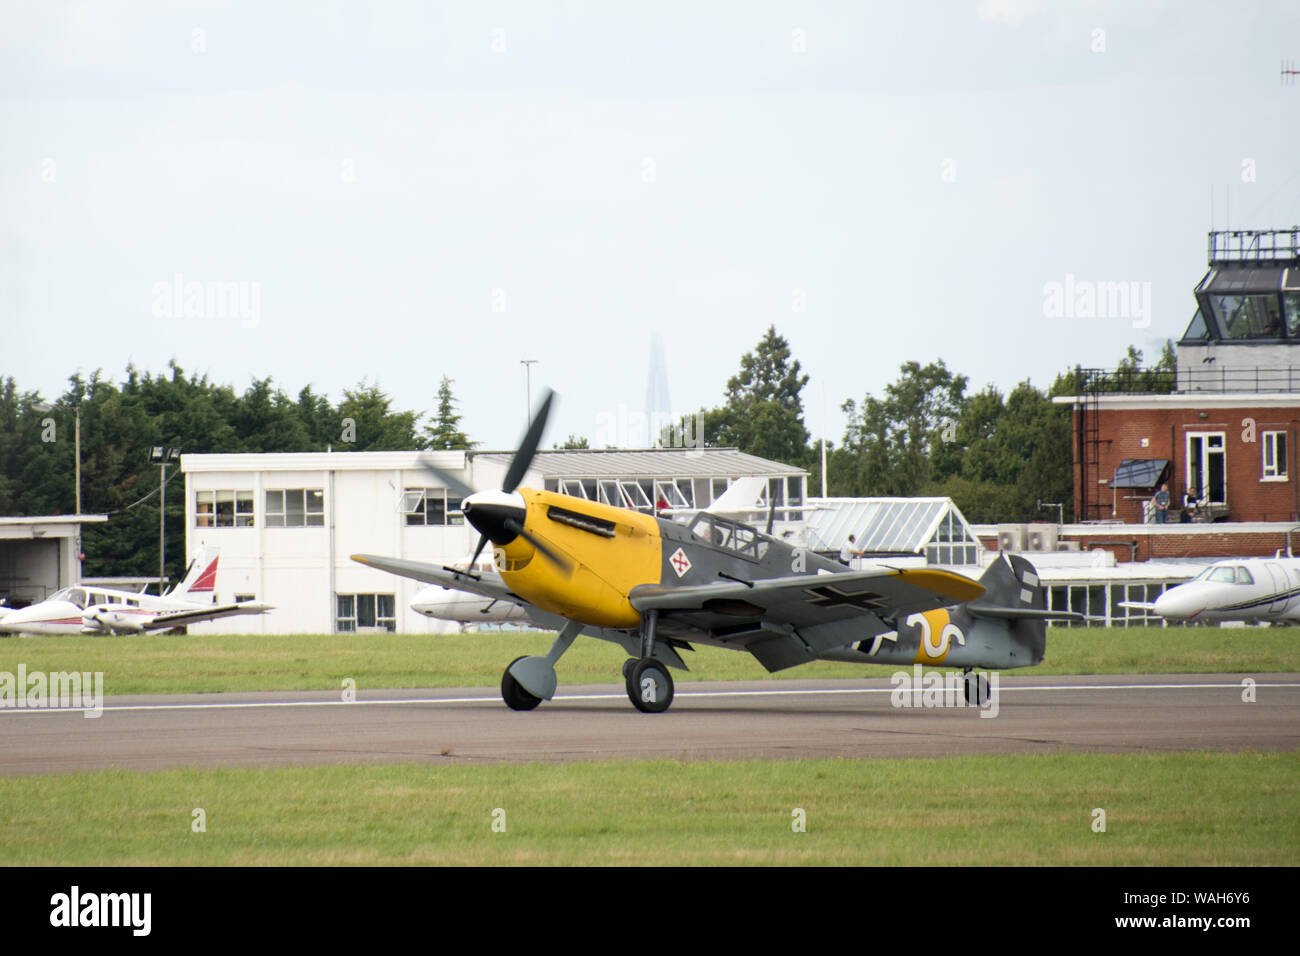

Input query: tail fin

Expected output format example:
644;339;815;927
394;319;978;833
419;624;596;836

168;546;221;604
705;475;767;519
959;554;1058;665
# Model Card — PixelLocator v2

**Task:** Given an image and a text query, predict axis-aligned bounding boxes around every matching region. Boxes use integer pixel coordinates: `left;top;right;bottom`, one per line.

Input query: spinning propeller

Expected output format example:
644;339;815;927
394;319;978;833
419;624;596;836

420;389;571;573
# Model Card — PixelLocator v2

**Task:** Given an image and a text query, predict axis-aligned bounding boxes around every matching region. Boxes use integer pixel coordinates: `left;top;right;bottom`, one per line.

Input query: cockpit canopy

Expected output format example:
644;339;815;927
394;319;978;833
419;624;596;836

688;513;772;561
1191;564;1254;585
47;588;137;609
49;588;89;609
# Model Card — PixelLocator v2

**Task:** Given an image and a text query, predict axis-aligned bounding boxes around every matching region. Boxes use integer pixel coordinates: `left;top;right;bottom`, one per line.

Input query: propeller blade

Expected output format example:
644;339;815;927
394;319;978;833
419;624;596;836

502;389;555;494
504;517;572;573
468;532;491;570
417;455;477;500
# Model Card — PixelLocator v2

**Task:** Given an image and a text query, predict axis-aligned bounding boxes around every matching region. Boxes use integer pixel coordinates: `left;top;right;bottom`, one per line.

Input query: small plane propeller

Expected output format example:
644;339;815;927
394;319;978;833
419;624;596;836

422;389;571;573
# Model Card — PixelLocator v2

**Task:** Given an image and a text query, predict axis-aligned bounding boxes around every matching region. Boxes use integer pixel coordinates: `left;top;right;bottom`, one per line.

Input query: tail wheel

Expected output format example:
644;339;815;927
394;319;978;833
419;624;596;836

501;656;542;711
628;658;674;714
963;672;990;706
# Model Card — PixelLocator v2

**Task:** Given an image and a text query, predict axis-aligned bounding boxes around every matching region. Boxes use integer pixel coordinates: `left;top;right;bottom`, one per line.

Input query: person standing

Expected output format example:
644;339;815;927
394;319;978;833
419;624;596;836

840;534;862;566
1152;483;1171;524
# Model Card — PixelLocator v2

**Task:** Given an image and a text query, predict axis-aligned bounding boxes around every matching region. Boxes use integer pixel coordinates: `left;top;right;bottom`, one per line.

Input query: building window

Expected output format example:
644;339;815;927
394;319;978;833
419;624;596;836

196;490;254;527
336;593;396;632
1210;294;1283;338
402;488;464;525
1187;432;1227;505
266;488;325;527
1263;431;1288;479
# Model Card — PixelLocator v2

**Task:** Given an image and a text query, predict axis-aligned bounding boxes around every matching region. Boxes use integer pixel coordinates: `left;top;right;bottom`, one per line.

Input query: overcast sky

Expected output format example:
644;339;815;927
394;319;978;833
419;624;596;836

3;1;1299;450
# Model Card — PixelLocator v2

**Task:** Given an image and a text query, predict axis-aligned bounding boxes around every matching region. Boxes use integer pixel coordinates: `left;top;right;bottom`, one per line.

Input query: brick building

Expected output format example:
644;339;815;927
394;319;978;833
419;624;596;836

1060;394;1299;524
1053;228;1300;556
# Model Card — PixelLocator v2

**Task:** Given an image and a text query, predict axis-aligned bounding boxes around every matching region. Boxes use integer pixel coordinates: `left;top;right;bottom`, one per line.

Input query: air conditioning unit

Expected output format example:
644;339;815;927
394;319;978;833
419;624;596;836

1027;525;1059;551
996;524;1029;552
1056;540;1081;552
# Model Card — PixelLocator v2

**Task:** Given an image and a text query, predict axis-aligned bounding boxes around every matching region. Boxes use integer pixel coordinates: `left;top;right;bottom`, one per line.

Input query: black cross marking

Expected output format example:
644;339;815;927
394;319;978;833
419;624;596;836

805;585;886;610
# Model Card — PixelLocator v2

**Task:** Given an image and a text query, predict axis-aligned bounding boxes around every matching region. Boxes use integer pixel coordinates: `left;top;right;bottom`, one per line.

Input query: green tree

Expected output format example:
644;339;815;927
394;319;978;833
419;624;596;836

424;376;475;450
837;360;967;497
699;326;811;464
336;382;423;451
232;378;310;453
295;385;340;450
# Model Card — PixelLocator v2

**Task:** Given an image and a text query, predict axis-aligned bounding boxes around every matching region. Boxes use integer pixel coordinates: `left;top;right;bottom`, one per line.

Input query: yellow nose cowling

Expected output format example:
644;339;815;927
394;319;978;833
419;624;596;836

495;488;663;628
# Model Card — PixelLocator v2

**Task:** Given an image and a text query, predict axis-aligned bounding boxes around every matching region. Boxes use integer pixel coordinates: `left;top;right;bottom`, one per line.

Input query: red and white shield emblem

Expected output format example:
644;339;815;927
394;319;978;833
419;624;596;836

669;547;692;578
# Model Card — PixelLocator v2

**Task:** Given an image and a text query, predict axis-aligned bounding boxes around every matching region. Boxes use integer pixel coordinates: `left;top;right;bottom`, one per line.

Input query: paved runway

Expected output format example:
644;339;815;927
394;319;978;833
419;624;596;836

1;673;1297;775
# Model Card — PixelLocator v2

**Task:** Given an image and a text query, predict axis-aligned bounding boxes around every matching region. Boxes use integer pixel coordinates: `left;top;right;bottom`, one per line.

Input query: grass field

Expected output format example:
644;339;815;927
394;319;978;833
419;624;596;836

1;752;1295;865
1;625;1297;696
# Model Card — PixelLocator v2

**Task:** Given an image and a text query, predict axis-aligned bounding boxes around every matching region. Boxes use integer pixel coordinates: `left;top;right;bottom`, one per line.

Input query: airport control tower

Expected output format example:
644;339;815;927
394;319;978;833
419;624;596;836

1177;228;1300;391
1059;228;1300;526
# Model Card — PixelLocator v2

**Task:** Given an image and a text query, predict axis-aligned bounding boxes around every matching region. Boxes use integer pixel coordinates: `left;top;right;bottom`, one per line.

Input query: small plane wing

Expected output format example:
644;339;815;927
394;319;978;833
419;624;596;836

351;554;524;607
140;601;273;631
1117;601;1158;612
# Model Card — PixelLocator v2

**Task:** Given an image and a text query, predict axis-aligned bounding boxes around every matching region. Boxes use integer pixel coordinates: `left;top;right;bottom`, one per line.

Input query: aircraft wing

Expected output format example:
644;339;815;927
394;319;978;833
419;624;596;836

1117;601;1158;611
630;566;985;672
350;554;524;606
139;601;274;631
351;553;648;654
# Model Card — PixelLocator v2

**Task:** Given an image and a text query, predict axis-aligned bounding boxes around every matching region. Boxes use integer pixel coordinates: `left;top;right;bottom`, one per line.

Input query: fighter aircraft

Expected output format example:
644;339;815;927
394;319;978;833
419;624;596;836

354;390;1077;713
1123;555;1300;623
404;478;791;631
0;546;272;635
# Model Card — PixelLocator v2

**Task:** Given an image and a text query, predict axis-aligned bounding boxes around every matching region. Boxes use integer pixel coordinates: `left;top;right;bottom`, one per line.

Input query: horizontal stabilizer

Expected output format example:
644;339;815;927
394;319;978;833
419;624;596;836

1117;601;1158;611
967;603;1083;622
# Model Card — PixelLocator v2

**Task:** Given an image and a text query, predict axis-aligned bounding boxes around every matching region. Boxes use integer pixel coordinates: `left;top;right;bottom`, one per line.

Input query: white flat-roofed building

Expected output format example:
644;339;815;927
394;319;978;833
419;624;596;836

181;448;807;634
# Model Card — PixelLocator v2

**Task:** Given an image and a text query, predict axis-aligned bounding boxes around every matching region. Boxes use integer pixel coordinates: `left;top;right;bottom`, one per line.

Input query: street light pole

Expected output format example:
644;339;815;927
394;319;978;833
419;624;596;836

160;459;166;593
151;447;181;595
521;359;538;425
74;404;81;515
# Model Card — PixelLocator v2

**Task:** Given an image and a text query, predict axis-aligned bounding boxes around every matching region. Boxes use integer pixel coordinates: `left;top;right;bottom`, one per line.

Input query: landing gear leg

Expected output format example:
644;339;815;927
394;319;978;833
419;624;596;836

500;619;582;710
626;610;674;713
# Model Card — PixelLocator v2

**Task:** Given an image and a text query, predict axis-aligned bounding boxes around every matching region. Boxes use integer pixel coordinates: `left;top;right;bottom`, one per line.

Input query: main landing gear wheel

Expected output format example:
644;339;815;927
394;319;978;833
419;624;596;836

502;655;543;711
963;671;990;706
622;657;638;681
628;657;674;714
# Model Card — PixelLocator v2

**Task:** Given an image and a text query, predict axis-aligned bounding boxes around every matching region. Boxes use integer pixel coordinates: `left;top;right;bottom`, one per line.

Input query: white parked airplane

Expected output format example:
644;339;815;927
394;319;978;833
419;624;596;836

0;547;272;635
410;555;531;628
1123;556;1300;623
